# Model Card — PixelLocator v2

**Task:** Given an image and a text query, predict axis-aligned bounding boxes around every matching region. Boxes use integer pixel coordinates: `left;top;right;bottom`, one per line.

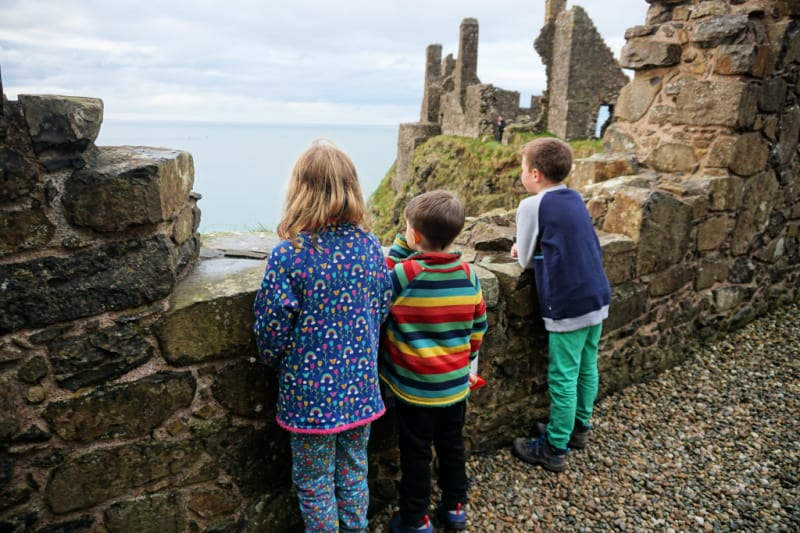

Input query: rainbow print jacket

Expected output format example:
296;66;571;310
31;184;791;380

379;234;488;407
253;223;393;434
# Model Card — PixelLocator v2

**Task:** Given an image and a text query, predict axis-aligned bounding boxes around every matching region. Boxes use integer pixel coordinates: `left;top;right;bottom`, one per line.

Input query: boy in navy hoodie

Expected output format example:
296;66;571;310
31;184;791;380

510;137;611;473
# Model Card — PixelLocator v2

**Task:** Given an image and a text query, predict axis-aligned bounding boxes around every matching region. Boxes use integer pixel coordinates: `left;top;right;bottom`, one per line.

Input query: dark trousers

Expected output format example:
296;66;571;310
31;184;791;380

396;400;467;524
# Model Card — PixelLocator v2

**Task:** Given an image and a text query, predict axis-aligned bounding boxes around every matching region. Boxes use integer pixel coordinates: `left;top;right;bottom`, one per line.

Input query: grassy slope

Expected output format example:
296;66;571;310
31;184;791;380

368;133;602;244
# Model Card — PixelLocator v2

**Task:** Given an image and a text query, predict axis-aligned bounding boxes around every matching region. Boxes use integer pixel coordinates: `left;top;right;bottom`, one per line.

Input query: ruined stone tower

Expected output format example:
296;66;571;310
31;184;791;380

535;3;630;140
545;0;567;23
420;44;443;122
453;18;481;106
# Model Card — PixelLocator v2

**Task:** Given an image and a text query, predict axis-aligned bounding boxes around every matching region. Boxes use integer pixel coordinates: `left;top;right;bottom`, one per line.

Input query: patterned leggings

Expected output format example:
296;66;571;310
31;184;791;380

290;425;371;533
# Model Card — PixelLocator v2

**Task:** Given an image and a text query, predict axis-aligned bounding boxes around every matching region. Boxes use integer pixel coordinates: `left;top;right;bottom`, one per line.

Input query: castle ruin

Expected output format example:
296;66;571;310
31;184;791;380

395;1;629;189
1;0;798;530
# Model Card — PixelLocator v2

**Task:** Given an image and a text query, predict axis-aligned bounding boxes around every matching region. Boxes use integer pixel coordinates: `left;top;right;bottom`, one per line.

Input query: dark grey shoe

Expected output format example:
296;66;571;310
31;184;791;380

512;435;567;472
533;419;592;450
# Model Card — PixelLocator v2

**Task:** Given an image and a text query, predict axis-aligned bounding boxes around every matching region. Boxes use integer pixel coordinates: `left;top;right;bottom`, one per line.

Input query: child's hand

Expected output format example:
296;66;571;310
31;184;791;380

510;243;518;258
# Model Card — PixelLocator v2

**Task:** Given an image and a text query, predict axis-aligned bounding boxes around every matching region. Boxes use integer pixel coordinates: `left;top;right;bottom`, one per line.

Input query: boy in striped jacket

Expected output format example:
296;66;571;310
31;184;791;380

380;190;488;533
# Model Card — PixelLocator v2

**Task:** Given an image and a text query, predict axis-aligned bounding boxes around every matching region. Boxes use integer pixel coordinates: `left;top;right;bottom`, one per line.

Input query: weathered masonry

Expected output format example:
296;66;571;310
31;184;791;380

1;1;799;530
396;1;629;189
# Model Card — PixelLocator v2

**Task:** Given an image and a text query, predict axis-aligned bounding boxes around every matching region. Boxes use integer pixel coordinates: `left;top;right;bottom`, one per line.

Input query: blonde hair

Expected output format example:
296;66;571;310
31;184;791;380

279;139;368;247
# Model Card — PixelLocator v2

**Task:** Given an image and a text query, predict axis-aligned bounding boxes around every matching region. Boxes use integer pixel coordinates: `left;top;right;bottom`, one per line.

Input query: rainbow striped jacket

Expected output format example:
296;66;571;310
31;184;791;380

379;235;488;407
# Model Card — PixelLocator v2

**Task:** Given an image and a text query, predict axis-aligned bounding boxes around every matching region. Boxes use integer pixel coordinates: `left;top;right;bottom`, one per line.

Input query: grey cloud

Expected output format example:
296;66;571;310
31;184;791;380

1;0;650;123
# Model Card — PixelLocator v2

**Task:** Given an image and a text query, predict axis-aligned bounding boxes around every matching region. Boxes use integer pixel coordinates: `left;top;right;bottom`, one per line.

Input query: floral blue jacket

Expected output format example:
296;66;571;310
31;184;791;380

253;223;392;434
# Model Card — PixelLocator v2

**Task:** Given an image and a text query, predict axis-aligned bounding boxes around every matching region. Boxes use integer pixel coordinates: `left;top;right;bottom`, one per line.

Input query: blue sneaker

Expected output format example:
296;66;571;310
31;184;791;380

389;513;433;533
436;502;467;530
512;435;567;472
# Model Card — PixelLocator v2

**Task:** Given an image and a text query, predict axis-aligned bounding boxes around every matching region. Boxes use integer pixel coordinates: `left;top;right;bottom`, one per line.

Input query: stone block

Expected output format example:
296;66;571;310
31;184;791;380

697;215;734;251
0;235;178;335
47;324;156;391
17;356;48;384
729;133;769;177
731;170;780;255
684;174;743;211
0;147;39;202
212;359;277;420
156;257;264;365
775;0;800;16
691;14;748;48
477;256;529;317
599;232;636;285
44;439;215;513
187;487;241;519
456;220;514;252
749;45;776;79
649;103;676;125
673;80;758;128
602;123;639;153
213;426;291;498
0;207;55;256
605;282;648;332
42;371;195;443
691;1;729;18
729;257;756;283
570;153;638;191
603;188;693;275
645;263;694;297
706;135;735;169
63;146;194;232
620;39;682;69
645;142;697;173
173;203;196;245
695;259;730;290
778;106;800;165
614;73;662;122
17;95;103;154
238;490;302;532
785;23;800;64
759;78;788;113
472;263;499;309
714;44;758;75
582;174;657;197
711;286;743;312
0;376;20;441
395;122;441;190
104;492;186;533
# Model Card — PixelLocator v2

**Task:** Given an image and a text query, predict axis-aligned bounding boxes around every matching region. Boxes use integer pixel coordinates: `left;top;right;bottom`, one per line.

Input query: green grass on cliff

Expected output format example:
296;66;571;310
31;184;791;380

367;134;602;244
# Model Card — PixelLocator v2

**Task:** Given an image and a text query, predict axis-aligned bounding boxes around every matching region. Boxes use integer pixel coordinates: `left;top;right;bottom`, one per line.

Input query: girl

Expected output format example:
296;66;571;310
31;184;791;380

253;139;392;532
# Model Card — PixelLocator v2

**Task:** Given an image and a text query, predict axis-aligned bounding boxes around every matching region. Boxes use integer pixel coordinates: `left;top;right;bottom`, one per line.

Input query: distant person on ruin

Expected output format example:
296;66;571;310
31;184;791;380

510;138;611;473
253;139;392;532
380;190;488;533
494;115;506;142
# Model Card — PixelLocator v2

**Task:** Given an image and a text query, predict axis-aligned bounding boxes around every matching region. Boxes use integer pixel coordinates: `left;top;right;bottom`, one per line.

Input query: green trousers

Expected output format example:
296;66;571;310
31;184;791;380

546;323;603;449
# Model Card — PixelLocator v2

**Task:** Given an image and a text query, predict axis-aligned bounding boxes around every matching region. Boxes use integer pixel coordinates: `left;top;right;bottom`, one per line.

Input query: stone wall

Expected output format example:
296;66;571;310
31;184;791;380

393;3;628;189
2;1;799;530
393;17;536;189
535;5;630;140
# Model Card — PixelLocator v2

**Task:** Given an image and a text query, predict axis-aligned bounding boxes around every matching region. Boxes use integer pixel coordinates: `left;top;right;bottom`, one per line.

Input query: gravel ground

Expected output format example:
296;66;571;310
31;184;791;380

368;301;800;532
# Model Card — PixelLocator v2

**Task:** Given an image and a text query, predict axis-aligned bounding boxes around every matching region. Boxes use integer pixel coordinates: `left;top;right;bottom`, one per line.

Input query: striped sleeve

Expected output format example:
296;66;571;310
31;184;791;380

386;233;413;270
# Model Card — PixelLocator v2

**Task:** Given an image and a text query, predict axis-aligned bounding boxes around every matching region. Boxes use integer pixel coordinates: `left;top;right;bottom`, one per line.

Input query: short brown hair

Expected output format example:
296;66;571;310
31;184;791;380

279;139;367;247
404;190;465;250
519;137;573;183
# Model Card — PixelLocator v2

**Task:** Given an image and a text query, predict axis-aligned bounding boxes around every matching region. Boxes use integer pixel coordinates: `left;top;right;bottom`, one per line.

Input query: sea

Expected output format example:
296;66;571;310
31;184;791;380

96;121;399;234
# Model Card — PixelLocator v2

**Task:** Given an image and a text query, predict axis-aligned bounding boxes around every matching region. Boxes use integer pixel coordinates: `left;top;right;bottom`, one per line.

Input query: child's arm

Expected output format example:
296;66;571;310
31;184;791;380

253;246;301;368
515;199;541;269
469;280;488;362
386;233;414;269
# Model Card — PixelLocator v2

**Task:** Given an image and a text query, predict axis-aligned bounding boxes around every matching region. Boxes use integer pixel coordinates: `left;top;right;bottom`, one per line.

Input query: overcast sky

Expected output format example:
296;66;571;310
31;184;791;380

1;0;650;126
